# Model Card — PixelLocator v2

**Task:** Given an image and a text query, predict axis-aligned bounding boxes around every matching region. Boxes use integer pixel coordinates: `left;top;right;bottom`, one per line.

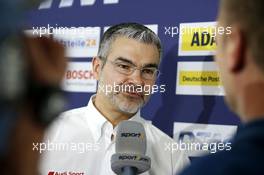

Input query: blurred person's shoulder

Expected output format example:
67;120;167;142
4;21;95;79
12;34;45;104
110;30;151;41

180;148;263;175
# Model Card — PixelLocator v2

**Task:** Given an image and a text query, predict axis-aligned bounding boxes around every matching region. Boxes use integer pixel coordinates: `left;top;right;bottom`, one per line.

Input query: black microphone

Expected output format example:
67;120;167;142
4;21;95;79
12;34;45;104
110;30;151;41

111;121;151;175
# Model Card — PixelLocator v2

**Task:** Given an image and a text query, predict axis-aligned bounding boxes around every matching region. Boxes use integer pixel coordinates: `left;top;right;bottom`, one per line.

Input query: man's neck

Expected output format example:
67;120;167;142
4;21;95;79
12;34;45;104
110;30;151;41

93;94;135;127
238;83;264;122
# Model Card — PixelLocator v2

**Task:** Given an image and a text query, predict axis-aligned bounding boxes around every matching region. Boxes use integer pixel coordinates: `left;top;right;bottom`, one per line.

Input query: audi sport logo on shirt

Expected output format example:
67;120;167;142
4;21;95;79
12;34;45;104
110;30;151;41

48;171;84;175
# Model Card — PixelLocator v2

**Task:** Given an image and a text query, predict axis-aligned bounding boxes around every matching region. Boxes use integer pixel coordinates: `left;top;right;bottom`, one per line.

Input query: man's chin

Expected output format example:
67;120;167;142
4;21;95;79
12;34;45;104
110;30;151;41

113;95;143;114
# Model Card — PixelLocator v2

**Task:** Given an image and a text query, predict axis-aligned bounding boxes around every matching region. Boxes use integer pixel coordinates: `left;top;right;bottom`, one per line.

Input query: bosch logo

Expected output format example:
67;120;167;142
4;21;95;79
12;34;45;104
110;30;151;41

66;70;94;80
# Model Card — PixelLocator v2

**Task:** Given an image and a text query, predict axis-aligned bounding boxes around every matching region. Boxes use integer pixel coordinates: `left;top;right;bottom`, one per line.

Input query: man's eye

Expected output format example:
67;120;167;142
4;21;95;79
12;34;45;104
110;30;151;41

117;64;130;70
142;69;155;74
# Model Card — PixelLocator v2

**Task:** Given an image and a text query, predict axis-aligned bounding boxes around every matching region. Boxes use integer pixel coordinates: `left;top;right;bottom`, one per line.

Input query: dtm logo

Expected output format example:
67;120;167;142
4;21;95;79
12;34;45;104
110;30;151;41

39;0;120;9
121;133;144;139
178;131;230;143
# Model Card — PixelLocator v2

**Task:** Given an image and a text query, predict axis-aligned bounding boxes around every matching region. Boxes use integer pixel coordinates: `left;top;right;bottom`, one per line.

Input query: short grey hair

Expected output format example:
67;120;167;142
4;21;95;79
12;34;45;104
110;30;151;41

97;23;162;63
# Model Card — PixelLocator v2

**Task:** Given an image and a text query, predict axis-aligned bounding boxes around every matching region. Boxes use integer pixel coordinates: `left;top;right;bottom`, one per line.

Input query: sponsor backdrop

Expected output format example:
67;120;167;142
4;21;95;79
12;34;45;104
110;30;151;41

26;0;240;158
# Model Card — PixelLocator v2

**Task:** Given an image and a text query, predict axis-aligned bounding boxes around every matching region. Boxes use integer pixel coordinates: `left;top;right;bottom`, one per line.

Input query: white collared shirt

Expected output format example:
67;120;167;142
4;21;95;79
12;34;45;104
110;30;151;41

39;95;189;175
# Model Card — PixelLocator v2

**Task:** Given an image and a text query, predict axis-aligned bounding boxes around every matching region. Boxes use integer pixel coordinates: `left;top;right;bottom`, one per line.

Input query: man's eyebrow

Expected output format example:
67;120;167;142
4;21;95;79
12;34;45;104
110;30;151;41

143;63;158;69
114;57;158;68
114;57;136;66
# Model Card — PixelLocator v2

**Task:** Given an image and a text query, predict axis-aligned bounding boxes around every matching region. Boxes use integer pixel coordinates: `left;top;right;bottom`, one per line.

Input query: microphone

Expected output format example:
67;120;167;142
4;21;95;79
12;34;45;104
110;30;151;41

111;121;151;175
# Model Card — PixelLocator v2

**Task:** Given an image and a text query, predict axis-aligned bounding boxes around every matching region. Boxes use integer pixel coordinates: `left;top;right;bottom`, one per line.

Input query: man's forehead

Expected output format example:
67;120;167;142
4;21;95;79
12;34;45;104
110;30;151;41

111;36;157;48
108;37;160;64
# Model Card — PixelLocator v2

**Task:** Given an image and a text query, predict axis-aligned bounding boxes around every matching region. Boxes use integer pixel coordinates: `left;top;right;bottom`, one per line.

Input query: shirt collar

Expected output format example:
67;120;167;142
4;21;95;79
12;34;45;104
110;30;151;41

85;94;142;142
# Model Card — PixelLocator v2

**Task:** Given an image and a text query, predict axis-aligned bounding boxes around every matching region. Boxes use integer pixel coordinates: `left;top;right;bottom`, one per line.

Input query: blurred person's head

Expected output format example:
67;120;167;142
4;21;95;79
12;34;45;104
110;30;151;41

93;23;161;119
0;1;66;175
0;36;66;175
215;0;264;121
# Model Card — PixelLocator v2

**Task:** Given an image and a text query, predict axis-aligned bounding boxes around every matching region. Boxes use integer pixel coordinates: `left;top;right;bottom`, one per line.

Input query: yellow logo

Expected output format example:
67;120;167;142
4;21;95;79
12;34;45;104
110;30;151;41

181;27;217;51
179;71;221;86
178;22;220;56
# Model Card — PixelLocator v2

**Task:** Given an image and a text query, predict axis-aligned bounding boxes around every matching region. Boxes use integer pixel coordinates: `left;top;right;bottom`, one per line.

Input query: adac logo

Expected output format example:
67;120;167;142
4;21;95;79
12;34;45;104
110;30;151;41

121;133;144;139
178;22;231;56
190;31;216;48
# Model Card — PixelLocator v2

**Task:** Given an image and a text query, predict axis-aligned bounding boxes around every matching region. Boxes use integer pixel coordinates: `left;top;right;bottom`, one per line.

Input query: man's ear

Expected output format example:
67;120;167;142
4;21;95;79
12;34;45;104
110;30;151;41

226;26;246;72
92;57;102;80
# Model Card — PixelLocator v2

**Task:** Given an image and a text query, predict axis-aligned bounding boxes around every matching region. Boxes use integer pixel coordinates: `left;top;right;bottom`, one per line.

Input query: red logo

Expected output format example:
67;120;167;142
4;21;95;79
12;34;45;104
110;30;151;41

66;70;95;80
48;171;84;175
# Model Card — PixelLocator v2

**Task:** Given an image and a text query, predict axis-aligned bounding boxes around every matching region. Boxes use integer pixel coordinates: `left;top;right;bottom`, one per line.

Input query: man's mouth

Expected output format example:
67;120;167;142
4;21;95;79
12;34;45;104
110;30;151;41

122;91;144;98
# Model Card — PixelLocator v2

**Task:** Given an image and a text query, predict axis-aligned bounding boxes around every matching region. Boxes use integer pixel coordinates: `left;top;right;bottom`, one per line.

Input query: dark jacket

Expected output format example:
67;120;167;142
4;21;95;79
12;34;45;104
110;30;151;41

179;119;264;175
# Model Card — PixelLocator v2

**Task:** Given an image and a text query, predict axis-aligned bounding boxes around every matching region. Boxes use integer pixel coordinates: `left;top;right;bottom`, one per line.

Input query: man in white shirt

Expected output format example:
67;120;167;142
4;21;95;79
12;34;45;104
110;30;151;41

40;23;189;175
